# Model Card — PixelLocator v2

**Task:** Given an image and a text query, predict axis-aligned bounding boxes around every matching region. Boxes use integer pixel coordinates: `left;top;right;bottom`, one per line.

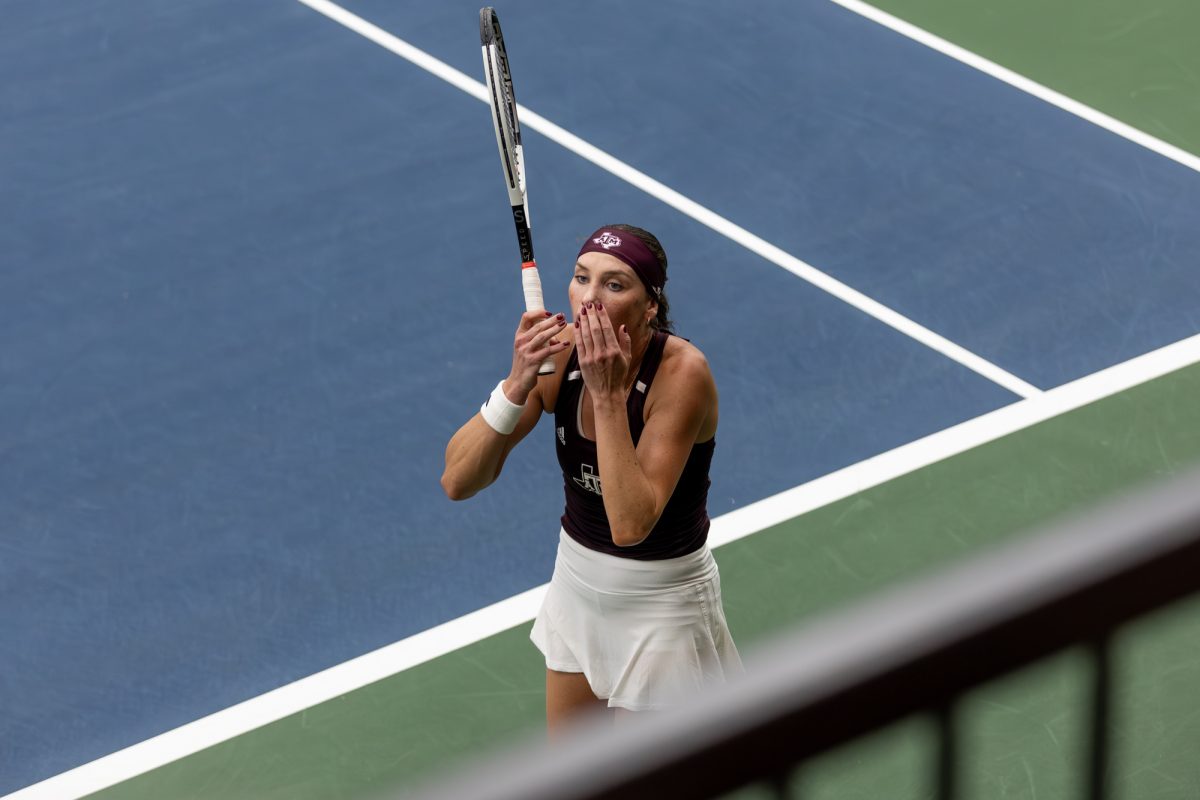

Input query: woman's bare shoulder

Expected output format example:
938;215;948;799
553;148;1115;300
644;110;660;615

648;334;717;440
650;334;715;408
660;334;712;384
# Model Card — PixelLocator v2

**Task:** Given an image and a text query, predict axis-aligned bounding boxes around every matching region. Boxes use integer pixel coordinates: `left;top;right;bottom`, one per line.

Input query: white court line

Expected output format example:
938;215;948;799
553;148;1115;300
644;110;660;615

710;332;1200;545
10;332;1200;800
293;0;1040;399
831;0;1200;175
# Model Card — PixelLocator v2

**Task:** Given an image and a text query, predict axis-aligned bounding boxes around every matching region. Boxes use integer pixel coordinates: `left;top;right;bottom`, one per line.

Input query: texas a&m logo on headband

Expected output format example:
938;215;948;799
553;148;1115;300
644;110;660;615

578;226;666;296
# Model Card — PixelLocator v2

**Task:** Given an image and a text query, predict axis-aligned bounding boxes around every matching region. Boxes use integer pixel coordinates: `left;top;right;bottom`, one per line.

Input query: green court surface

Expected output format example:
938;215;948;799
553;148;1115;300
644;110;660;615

89;361;1200;799
861;0;1200;158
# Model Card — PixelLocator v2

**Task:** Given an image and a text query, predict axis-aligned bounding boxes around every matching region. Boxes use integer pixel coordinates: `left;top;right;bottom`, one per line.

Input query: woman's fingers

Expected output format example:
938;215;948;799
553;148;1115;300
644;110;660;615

594;304;620;351
583;303;605;357
528;315;566;349
518;313;562;347
531;337;570;361
517;309;552;332
575;305;591;359
509;311;565;393
581;303;616;360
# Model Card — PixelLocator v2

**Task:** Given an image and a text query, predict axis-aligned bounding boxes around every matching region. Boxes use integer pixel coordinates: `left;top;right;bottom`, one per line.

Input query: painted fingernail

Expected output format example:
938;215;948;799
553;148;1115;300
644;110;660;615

596;302;603;311
574;320;579;328
556;313;565;320
544;311;552;316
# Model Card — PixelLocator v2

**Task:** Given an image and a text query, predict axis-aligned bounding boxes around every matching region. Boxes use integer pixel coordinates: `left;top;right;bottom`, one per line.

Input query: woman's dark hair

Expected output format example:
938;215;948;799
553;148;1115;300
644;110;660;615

603;223;674;334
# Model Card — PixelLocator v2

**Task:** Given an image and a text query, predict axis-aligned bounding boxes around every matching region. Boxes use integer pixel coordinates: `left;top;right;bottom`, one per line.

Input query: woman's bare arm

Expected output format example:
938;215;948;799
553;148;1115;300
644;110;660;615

591;354;711;545
440;384;544;500
440;310;569;500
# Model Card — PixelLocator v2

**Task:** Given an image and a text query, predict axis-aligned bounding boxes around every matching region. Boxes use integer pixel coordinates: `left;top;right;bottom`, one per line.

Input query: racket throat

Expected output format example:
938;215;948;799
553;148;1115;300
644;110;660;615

510;203;534;264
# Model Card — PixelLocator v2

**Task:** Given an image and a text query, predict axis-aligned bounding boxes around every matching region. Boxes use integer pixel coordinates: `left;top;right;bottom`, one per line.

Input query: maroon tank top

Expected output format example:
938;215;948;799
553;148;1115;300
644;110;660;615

554;330;715;560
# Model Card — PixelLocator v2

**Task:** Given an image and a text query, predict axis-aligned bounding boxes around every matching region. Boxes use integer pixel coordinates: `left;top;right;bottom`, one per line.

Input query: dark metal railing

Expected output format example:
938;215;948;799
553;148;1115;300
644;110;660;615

401;466;1200;800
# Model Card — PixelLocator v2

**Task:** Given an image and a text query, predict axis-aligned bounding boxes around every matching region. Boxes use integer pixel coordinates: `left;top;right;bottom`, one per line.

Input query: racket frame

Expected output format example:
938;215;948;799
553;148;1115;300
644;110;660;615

480;7;554;375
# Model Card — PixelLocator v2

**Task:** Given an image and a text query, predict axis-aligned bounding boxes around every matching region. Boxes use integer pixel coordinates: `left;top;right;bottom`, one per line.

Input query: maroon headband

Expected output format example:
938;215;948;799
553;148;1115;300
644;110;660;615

576;228;666;298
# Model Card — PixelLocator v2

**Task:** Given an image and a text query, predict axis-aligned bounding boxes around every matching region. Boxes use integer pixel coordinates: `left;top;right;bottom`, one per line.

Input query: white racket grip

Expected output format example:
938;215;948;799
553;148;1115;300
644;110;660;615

522;264;556;375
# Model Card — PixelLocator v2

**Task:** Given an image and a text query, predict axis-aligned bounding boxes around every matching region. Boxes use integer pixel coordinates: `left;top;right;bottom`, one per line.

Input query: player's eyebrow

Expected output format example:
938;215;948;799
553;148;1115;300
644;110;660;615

573;263;632;279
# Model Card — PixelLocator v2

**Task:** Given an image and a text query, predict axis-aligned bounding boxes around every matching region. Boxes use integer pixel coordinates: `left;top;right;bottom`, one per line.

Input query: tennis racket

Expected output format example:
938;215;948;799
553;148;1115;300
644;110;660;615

480;6;554;375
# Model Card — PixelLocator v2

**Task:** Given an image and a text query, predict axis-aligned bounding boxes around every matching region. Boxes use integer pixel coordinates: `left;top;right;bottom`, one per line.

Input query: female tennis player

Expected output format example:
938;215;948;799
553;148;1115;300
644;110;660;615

441;224;741;734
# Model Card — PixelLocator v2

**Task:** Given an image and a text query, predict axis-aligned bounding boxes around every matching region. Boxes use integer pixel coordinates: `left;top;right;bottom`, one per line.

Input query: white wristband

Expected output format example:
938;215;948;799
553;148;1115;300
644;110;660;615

480;380;525;435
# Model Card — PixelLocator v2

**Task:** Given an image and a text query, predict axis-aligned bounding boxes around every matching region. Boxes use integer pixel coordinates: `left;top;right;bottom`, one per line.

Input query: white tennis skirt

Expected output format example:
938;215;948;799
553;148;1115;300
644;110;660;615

530;528;742;712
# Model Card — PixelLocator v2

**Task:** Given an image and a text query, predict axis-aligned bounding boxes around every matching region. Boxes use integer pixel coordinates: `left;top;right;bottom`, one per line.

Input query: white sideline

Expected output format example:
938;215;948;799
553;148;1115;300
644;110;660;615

291;0;1041;399
830;0;1200;175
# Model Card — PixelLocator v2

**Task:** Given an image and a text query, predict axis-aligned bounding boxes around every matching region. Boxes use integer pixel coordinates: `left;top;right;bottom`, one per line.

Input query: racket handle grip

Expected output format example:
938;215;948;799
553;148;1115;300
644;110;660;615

522;262;556;375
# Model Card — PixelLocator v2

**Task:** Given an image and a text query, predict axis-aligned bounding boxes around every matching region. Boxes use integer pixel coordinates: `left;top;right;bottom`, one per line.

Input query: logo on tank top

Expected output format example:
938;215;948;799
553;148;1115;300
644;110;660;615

592;232;622;249
573;463;602;495
557;426;566;445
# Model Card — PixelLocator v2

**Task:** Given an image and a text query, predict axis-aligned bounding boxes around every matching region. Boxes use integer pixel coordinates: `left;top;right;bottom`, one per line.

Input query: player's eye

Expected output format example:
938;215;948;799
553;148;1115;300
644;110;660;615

573;275;588;284
607;282;623;291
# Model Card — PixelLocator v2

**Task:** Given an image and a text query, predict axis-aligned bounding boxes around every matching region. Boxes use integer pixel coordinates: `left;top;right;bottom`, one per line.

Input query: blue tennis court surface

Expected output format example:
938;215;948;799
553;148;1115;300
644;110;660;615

3;0;1199;793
